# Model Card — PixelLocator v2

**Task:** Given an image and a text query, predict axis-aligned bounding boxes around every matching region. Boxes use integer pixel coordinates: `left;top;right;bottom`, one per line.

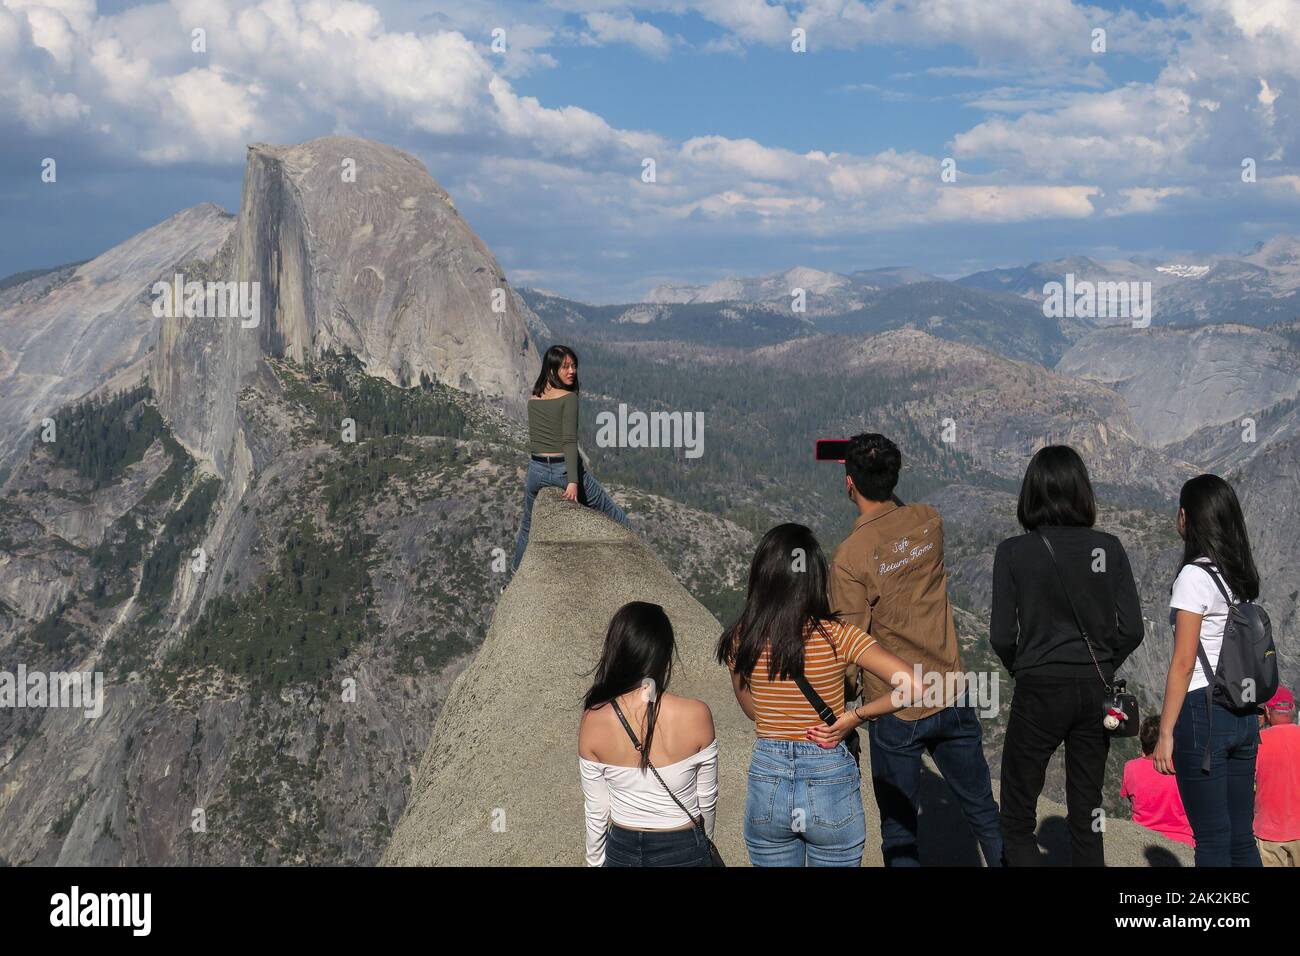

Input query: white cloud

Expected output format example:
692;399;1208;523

1103;186;1190;217
7;0;1300;301
928;184;1100;222
951;85;1210;180
581;11;672;57
0;0;654;163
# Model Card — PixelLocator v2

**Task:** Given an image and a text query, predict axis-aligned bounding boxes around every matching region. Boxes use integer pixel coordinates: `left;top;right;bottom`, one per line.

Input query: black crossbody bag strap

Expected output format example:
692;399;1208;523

792;670;837;725
1037;533;1112;694
609;700;709;837
790;640;861;763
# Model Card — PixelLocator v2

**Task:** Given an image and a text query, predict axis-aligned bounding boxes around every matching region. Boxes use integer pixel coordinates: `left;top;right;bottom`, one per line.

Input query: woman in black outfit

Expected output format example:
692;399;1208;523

990;445;1145;866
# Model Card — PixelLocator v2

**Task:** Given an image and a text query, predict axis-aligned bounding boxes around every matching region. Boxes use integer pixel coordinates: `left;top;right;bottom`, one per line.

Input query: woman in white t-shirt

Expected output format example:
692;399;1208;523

579;602;718;866
1153;474;1263;867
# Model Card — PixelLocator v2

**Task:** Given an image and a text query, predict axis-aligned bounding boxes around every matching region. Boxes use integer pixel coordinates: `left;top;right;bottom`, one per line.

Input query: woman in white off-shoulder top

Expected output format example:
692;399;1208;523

579;602;719;867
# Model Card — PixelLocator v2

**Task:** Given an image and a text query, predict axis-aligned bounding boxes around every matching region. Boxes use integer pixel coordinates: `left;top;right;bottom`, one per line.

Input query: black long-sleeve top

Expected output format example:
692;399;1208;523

989;526;1144;681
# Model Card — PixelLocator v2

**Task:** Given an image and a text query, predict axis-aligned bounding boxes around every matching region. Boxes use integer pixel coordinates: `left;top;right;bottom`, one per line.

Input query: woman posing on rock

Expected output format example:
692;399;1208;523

579;601;719;867
511;344;628;573
717;523;918;867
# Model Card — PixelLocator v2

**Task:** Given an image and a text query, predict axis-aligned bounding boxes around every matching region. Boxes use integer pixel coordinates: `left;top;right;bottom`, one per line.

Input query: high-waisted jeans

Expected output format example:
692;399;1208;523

743;738;865;867
1174;686;1262;867
603;823;712;867
511;457;628;571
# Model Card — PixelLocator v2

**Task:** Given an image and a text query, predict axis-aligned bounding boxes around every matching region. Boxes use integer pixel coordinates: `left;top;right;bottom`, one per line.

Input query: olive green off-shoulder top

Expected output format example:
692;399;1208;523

528;391;579;478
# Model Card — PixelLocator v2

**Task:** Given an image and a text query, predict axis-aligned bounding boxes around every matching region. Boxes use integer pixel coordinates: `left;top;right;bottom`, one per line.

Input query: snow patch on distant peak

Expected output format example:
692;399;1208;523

1156;264;1211;278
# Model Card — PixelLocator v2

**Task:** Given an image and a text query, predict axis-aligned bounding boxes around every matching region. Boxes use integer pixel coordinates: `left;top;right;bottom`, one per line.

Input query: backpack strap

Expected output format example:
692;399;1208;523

1194;562;1236;606
1189;563;1231;773
1194;642;1216;773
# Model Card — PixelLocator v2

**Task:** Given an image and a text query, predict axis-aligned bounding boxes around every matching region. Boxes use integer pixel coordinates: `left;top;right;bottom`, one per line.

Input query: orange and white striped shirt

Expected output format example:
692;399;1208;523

741;619;877;740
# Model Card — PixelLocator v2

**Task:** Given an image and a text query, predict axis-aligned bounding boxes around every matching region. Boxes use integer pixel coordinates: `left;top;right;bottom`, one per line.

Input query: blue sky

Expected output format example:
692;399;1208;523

3;0;1300;301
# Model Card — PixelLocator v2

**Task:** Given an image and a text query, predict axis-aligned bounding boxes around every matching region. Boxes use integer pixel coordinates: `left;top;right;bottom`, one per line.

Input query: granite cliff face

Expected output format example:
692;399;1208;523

153;136;535;478
0;136;543;865
1233;434;1300;665
383;489;1192;867
233;137;535;402
0;204;235;479
1057;325;1300;447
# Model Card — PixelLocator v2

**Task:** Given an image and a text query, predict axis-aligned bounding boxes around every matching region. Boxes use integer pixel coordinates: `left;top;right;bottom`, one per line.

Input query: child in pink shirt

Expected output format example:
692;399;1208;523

1122;715;1195;846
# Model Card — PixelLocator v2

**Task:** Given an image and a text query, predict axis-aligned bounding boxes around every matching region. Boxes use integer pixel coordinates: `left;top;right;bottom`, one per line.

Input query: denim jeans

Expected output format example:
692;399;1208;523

869;704;1004;866
511;457;628;571
1174;687;1262;867
744;739;865;866
999;675;1108;866
603;823;712;867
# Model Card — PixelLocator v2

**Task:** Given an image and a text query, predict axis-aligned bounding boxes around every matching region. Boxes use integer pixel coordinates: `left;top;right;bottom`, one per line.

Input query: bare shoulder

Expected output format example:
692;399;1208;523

578;704;611;759
661;692;715;744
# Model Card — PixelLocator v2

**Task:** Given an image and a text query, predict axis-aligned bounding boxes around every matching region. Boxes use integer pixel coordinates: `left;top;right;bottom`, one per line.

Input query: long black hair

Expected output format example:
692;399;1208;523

582;602;676;771
1179;474;1259;601
715;523;838;683
1016;444;1097;530
532;344;579;397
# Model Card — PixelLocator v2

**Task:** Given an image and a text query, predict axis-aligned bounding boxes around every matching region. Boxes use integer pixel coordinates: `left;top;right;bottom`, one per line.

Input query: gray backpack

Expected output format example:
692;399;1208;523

1192;563;1279;771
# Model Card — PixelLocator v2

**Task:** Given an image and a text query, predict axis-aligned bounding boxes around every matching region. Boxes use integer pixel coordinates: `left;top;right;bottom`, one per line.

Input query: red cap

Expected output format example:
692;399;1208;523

1266;687;1295;711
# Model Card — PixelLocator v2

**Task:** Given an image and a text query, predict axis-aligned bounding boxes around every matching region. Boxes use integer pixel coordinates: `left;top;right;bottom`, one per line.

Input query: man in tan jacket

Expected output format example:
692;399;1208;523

830;433;1002;866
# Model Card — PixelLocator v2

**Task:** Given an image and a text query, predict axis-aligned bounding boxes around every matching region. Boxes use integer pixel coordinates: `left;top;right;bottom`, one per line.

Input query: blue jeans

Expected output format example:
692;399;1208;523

869;704;1003;867
511;458;628;571
603;823;712;867
744;739;865;866
1174;687;1262;867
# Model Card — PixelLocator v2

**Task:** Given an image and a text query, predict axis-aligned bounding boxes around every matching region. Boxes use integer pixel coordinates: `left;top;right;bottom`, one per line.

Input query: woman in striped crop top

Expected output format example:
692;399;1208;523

510;344;629;573
716;523;918;866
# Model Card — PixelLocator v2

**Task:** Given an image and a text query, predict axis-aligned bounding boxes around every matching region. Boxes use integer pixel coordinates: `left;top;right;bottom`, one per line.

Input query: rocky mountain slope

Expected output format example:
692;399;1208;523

957;237;1300;328
746;329;1192;499
644;265;938;313
0;357;515;864
0;204;236;479
384;489;1193;866
521;280;1070;365
647;265;869;311
1057;325;1300;446
518;289;812;348
1232;433;1300;654
0;135;543;865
